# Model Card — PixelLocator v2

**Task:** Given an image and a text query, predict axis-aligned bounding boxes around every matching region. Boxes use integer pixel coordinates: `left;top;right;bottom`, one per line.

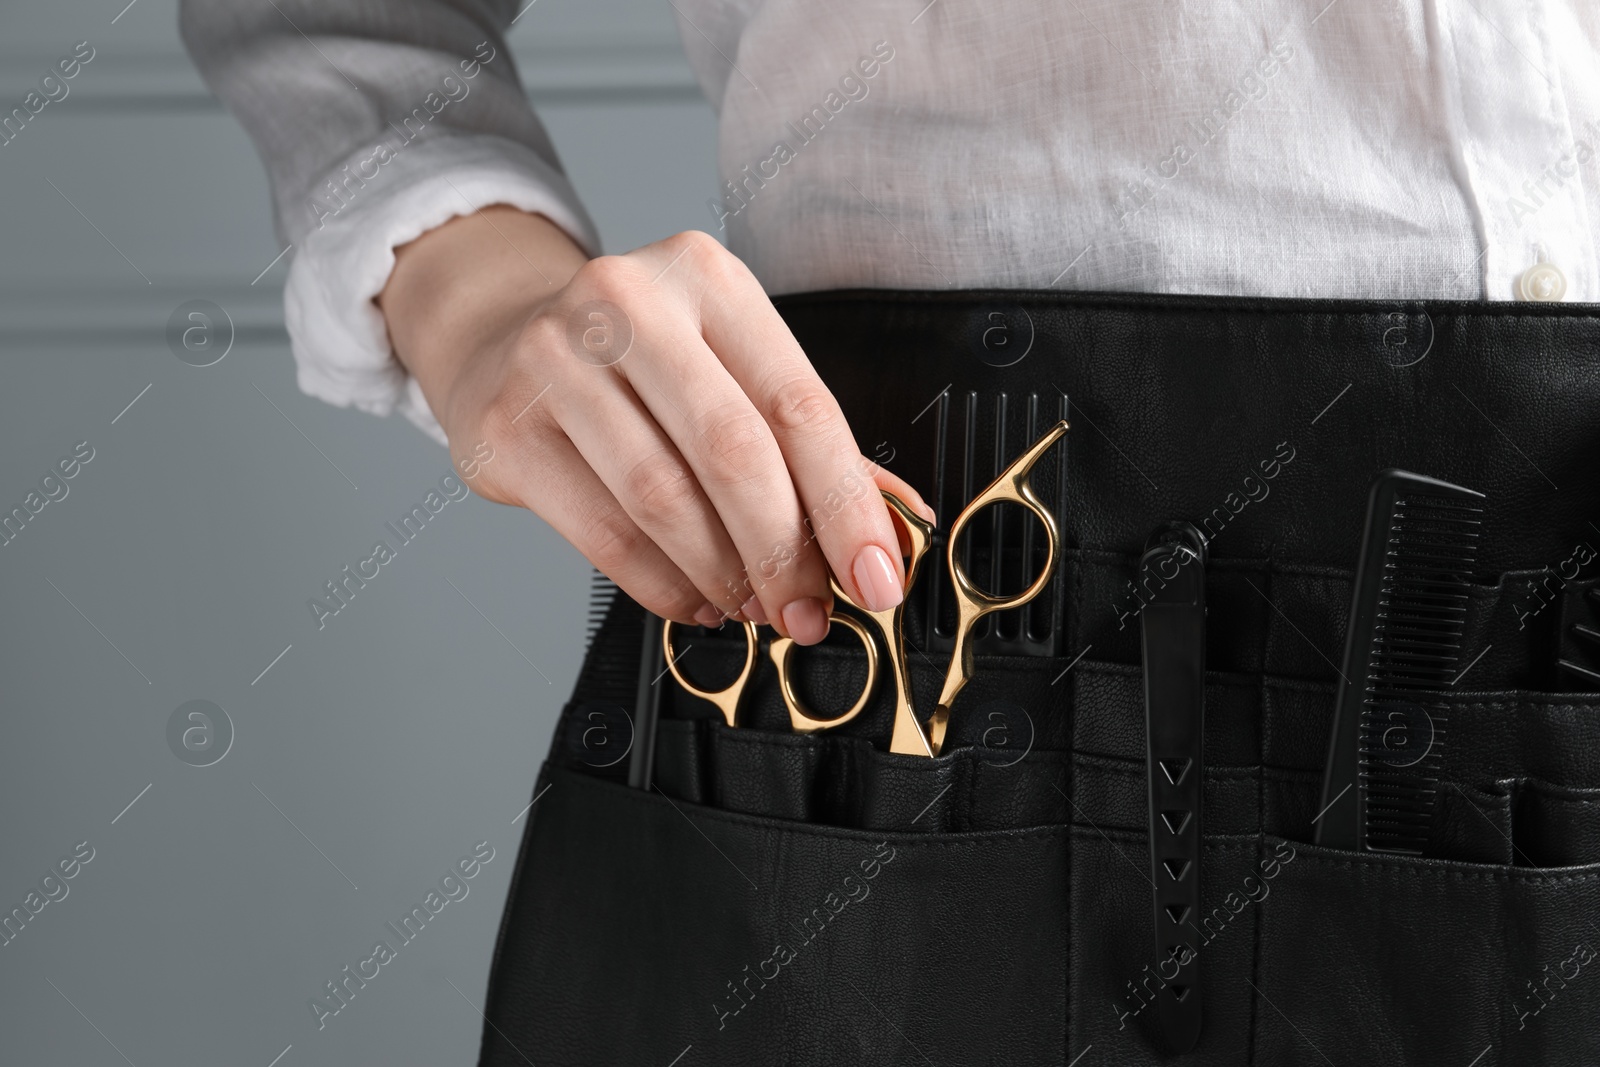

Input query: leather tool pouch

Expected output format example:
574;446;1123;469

479;291;1600;1065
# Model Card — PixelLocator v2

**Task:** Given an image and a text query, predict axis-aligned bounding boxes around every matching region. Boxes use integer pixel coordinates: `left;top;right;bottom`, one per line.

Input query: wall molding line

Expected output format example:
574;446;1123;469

0;42;701;106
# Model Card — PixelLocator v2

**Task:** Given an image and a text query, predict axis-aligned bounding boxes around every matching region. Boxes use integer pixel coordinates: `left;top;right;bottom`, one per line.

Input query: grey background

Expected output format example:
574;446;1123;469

0;1;716;1063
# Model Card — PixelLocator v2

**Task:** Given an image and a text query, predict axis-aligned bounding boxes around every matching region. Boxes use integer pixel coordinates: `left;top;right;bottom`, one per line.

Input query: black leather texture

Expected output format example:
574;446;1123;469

479;289;1600;1065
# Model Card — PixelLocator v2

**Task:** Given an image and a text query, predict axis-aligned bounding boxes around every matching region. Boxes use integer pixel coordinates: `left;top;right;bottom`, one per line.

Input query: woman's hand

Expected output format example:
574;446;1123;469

378;207;933;644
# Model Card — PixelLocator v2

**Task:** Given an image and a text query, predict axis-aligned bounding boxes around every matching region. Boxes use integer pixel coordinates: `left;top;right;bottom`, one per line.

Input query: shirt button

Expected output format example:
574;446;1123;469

1516;262;1567;301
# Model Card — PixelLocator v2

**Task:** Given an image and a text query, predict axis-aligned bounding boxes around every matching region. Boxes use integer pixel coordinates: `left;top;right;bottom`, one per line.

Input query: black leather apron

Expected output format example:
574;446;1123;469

478;290;1600;1066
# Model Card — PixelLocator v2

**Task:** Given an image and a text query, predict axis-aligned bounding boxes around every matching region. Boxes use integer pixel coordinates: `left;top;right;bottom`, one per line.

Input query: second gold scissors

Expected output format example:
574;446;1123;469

663;419;1068;758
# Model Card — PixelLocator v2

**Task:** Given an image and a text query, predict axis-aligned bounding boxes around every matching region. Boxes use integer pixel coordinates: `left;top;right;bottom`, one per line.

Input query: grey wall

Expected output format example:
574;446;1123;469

0;2;716;1063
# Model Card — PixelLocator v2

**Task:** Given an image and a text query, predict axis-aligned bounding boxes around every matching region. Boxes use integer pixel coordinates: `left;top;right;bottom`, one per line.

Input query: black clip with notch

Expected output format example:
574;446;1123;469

1139;521;1208;1054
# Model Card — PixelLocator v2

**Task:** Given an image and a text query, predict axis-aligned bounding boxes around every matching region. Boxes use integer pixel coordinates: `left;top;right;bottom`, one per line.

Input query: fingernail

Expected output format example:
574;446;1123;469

740;595;769;625
851;544;904;612
780;597;830;645
693;603;724;629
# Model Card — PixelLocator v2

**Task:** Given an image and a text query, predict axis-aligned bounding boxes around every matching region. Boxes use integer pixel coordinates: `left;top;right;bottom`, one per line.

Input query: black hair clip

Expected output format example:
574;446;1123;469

1140;521;1208;1054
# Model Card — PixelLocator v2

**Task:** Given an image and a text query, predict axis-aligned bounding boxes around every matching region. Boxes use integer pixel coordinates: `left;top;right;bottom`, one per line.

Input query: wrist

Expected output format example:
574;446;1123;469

378;206;589;438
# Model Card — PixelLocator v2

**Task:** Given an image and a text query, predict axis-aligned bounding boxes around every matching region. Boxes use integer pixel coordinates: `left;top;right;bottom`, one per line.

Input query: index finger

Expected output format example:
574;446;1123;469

693;264;918;615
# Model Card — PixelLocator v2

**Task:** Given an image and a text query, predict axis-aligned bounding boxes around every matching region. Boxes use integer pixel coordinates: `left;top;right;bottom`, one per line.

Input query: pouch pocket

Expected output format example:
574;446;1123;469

651;717;1073;832
480;764;1071;1066
1252;835;1600;1063
1514;779;1600;867
1069;828;1270;1065
1428;780;1516;864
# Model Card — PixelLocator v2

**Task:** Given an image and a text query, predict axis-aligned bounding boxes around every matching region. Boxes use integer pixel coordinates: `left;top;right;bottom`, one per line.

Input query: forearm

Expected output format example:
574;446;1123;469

379;206;590;435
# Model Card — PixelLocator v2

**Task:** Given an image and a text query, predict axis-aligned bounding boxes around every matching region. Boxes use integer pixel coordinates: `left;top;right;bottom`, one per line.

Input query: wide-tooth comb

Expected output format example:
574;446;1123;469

1317;470;1484;854
921;388;1070;657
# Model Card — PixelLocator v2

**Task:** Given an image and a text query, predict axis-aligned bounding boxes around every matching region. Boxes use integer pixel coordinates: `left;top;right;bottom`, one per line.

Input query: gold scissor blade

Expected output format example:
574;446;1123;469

888;698;936;757
844;583;934;758
828;491;940;758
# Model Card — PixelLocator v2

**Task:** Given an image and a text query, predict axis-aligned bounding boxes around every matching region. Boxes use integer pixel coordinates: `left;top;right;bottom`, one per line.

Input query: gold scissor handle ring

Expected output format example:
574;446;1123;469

947;420;1067;616
661;618;758;728
826;492;934;616
768;612;880;734
936;420;1069;725
948;493;1062;613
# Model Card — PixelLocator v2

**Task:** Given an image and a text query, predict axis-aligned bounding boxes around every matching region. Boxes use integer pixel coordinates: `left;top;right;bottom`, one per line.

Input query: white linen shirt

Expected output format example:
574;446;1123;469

182;1;1600;443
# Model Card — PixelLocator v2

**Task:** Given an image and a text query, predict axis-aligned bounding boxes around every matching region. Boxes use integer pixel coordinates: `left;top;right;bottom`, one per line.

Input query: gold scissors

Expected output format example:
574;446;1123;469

662;419;1068;758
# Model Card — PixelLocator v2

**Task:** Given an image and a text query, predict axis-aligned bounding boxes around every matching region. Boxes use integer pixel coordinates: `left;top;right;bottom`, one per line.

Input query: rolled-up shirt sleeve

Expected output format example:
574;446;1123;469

180;0;601;443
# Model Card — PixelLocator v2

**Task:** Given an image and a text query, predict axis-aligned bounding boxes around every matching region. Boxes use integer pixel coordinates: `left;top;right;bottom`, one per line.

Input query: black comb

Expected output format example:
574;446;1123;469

586;568;621;642
577;568;635;706
562;569;643;782
1316;470;1484;854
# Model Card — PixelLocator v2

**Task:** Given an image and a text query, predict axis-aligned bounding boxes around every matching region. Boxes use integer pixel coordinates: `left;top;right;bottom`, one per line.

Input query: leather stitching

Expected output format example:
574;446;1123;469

772;286;1600;321
551;764;1072;847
